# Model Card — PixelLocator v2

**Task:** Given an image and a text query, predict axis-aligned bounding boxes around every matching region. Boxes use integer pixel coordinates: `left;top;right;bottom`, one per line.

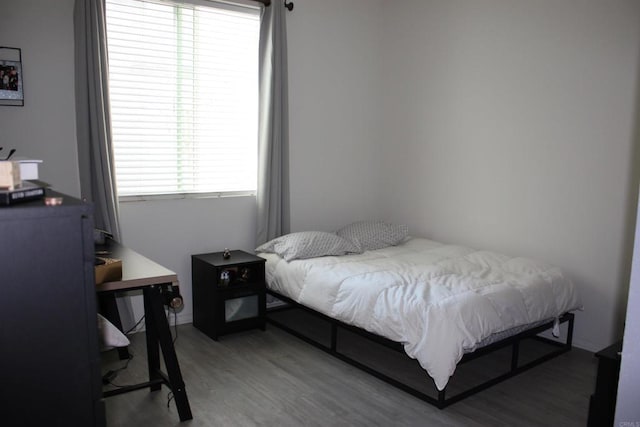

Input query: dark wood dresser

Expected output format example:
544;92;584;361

0;191;105;426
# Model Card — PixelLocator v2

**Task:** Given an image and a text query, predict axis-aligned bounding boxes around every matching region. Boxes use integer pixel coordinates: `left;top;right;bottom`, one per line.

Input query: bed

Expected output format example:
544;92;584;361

256;222;582;407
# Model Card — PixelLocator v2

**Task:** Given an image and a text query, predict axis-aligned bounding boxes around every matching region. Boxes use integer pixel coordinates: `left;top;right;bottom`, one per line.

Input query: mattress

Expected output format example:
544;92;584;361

259;237;581;391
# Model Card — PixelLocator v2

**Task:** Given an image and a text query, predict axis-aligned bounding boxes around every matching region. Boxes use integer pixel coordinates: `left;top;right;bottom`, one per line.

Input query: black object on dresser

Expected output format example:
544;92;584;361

192;250;266;340
587;340;622;427
0;191;105;426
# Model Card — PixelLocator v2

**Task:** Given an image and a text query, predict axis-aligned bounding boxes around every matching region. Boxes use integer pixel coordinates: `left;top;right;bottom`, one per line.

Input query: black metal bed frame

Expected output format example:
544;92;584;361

266;289;575;409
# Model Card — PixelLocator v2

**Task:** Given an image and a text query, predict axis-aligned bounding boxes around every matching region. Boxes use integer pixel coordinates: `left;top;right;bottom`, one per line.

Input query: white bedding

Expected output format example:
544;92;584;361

260;237;581;391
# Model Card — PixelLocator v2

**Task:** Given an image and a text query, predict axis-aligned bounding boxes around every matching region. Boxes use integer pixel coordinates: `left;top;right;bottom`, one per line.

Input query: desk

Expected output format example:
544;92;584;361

96;239;193;422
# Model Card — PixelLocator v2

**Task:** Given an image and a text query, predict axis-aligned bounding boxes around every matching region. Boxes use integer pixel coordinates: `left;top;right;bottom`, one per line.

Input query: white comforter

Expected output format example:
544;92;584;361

260;237;581;390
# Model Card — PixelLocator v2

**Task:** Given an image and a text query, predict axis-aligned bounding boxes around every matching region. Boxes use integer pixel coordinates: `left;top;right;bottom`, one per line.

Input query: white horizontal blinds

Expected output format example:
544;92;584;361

105;0;260;196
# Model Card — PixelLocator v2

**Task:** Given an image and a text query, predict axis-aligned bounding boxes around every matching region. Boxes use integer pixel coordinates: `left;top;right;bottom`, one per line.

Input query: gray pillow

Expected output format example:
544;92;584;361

336;221;409;251
256;231;361;261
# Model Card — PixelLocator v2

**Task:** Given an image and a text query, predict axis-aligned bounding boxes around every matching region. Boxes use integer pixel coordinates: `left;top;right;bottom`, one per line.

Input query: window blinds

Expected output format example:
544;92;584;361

105;0;260;197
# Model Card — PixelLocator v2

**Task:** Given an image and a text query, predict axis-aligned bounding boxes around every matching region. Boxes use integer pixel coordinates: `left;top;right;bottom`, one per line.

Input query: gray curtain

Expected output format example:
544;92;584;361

75;0;134;332
74;0;121;241
256;2;290;246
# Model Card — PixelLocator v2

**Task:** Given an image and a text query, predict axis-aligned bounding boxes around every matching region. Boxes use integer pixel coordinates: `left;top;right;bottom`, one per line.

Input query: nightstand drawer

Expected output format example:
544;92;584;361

225;295;259;322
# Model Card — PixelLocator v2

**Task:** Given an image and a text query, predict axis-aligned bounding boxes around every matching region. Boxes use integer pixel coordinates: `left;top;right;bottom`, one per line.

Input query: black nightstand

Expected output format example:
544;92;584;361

192;250;266;340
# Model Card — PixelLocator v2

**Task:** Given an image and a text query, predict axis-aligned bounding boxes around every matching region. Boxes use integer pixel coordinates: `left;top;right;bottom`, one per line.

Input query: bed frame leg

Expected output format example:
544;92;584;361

511;341;520;371
566;314;574;349
331;323;338;352
437;389;447;408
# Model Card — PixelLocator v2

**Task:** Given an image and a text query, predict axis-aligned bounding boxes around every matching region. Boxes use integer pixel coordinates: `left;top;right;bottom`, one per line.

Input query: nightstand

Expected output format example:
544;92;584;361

192;250;266;340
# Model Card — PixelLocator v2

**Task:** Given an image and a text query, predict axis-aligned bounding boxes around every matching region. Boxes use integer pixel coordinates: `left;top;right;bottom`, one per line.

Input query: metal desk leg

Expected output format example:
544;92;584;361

144;285;193;421
143;289;162;392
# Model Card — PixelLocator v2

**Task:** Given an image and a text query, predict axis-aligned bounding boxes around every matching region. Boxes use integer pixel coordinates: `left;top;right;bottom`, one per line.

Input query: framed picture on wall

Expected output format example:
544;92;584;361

0;47;24;107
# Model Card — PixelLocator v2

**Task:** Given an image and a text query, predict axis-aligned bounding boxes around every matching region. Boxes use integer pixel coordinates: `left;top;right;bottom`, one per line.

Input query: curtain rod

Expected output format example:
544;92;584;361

255;0;293;10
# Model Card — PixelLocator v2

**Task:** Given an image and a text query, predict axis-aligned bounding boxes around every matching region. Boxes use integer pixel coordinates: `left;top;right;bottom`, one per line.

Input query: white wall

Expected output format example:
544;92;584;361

379;0;640;351
3;0;639;353
287;0;385;232
0;0;80;196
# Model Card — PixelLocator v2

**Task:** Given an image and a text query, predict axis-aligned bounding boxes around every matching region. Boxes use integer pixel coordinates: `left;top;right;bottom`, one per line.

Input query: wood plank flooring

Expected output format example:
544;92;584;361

102;323;597;427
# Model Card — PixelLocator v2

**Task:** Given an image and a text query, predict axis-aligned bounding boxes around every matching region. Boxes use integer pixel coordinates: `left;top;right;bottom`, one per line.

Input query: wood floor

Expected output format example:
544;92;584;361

102;323;597;427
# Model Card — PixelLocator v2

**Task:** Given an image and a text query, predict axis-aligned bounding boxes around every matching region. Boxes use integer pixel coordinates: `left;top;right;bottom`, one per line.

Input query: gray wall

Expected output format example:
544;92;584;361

378;0;640;352
0;0;80;196
287;0;385;232
1;0;639;355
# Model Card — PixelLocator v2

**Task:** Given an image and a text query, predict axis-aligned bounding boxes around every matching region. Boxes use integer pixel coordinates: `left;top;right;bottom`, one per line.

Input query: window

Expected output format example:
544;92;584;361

105;0;260;198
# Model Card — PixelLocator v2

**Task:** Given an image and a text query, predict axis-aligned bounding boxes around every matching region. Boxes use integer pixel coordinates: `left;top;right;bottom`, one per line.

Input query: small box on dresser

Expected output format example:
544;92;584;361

192;250;266;340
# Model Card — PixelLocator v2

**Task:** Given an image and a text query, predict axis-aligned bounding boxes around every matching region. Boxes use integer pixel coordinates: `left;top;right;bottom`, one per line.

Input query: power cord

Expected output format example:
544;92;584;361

125;315;146;335
167;391;175;408
124;307;178;343
102;353;134;386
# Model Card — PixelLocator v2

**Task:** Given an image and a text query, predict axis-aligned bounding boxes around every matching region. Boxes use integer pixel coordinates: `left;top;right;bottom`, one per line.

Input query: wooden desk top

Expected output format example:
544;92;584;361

95;239;178;292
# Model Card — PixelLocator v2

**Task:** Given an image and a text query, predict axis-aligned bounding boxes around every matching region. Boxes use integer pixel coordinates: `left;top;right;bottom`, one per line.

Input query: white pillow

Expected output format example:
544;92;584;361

97;313;130;351
256;231;361;261
337;221;409;251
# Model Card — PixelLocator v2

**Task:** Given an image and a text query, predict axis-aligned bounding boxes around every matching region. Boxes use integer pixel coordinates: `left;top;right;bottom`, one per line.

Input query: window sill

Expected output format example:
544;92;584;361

119;191;256;203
